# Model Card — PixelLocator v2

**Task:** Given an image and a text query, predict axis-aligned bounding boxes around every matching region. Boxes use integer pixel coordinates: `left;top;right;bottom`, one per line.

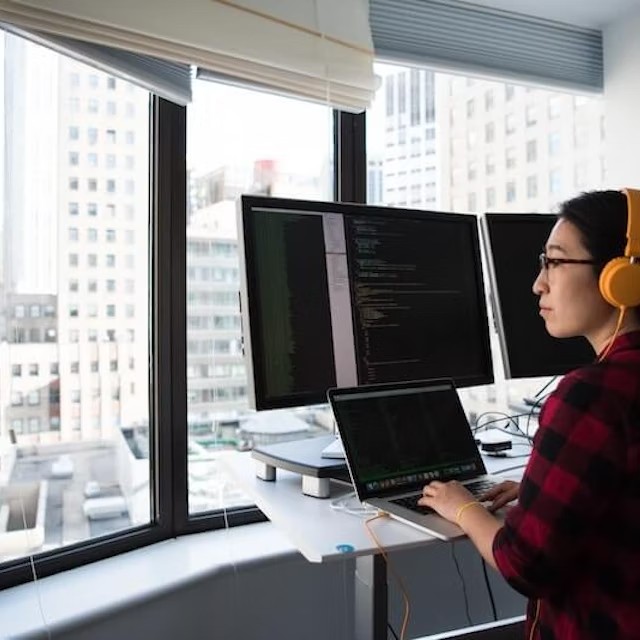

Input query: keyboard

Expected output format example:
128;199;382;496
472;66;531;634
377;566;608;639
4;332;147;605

391;479;497;515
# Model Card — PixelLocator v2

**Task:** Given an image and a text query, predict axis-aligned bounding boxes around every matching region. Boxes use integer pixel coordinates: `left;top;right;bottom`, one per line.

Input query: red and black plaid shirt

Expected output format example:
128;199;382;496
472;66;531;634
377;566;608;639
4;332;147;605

493;330;640;639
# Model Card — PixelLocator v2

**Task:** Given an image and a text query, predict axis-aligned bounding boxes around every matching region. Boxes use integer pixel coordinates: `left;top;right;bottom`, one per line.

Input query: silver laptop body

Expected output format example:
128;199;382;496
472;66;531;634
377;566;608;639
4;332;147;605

328;378;500;540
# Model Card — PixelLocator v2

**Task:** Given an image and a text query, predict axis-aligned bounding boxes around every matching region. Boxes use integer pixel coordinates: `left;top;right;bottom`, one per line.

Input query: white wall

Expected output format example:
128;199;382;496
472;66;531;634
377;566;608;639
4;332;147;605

603;8;640;188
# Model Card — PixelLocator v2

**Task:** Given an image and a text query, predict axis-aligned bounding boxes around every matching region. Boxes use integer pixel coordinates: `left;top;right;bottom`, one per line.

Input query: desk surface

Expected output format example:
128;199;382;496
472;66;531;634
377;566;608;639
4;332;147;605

219;449;526;564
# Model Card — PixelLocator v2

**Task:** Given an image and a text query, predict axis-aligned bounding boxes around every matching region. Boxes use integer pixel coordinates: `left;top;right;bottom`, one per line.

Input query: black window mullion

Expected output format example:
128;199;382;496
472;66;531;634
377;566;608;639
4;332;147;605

334;110;366;204
152;96;189;535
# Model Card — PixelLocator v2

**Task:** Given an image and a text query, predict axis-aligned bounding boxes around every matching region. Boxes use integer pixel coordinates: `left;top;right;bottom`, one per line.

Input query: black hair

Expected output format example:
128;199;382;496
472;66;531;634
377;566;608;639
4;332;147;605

557;189;628;278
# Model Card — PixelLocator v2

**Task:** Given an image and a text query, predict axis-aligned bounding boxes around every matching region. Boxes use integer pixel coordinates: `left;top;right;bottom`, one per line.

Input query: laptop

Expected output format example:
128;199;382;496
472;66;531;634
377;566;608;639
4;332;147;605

327;378;502;540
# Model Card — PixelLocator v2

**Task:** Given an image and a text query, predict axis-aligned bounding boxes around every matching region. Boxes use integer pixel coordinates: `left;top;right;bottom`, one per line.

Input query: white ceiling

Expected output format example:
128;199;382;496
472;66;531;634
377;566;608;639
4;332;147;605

461;0;640;29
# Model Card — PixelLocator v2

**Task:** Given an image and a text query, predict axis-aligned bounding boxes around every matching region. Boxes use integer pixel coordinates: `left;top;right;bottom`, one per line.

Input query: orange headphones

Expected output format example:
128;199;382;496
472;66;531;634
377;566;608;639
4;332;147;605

599;188;640;309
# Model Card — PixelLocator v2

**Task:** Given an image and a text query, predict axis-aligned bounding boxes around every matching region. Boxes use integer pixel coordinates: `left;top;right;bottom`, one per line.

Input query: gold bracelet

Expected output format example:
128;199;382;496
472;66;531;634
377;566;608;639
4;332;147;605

455;500;482;525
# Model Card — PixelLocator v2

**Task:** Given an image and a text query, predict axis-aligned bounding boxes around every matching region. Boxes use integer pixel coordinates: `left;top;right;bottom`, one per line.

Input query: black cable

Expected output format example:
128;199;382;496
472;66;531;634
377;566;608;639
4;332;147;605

450;541;473;627
387;622;400;640
475;411;535;445
481;559;498;621
473;411;528;434
533;375;558;398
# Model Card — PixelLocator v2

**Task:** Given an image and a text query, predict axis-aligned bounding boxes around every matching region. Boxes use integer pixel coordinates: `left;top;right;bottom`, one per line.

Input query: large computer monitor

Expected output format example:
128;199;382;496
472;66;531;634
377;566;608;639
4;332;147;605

481;213;593;379
238;196;494;410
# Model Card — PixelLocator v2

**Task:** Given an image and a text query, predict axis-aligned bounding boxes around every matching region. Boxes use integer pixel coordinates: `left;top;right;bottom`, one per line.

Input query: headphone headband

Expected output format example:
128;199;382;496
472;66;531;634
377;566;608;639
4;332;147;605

623;188;640;258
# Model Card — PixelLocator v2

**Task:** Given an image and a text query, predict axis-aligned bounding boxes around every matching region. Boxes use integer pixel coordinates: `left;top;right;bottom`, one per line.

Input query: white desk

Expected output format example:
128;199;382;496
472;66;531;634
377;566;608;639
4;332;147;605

220;450;526;640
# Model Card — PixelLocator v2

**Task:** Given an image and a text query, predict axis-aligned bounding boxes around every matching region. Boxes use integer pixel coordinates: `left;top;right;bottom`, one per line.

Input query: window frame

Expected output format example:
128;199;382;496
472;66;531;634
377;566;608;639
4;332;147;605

0;85;354;588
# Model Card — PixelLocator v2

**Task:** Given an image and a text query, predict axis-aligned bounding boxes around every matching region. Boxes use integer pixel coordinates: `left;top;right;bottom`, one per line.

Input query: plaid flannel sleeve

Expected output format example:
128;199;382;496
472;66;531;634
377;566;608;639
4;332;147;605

492;369;624;598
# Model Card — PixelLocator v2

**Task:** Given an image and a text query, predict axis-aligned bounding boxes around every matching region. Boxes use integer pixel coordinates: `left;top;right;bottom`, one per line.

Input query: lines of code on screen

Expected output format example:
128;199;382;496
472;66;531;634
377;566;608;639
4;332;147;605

344;215;487;386
251;212;336;402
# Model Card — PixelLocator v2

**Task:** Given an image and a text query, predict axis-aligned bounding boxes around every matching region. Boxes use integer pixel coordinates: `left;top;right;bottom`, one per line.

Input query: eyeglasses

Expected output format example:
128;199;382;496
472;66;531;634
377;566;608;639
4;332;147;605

538;252;597;271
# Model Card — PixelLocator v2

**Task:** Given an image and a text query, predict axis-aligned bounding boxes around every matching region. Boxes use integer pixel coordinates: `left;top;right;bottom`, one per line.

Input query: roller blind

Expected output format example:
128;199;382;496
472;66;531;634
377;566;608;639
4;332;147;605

0;0;377;112
1;23;192;104
370;0;603;93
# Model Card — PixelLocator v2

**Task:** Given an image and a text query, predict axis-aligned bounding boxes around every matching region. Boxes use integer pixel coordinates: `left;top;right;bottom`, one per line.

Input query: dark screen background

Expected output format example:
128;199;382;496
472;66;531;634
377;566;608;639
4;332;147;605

484;213;593;377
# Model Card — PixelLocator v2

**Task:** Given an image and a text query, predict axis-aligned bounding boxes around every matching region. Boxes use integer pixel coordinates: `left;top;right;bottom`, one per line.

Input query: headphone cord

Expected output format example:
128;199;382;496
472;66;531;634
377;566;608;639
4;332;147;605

598;307;626;362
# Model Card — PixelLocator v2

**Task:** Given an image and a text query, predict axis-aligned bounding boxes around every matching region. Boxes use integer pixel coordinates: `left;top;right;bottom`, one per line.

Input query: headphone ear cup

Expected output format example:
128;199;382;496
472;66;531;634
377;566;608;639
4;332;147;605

599;257;640;308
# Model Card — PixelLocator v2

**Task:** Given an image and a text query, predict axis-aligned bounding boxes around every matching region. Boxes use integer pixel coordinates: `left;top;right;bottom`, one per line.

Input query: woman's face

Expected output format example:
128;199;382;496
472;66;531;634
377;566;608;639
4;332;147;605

532;218;616;349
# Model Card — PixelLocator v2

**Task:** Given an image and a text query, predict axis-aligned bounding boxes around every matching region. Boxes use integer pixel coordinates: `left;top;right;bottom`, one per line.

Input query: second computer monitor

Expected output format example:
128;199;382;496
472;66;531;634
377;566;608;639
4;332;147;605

238;196;494;410
481;213;593;379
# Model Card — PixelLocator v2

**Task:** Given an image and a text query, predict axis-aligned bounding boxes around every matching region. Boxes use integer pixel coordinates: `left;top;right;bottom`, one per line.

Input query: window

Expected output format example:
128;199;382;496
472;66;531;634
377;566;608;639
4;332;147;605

506;181;516;202
549;169;562;194
505;147;516;170
485;122;494;143
0;32;152;582
466;98;475;118
484;89;494;111
526;140;537;163
549;132;561;156
485;154;495;176
527;175;538;198
486;187;496;208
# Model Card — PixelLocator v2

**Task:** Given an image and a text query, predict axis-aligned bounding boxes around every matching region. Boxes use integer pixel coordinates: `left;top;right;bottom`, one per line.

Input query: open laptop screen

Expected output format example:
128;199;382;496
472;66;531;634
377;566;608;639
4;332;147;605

328;380;486;500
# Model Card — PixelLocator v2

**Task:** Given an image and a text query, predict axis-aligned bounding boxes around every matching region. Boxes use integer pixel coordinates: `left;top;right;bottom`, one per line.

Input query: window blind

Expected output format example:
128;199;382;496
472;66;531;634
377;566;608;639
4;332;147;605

1;23;192;105
370;0;603;93
0;0;378;112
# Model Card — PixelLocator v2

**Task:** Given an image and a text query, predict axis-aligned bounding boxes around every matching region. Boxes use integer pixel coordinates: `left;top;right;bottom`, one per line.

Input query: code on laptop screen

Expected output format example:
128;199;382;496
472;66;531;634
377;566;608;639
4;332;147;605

331;383;485;496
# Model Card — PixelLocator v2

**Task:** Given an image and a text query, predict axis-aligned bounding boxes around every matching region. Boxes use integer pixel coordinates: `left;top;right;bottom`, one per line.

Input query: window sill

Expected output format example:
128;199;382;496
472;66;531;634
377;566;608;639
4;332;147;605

0;522;296;639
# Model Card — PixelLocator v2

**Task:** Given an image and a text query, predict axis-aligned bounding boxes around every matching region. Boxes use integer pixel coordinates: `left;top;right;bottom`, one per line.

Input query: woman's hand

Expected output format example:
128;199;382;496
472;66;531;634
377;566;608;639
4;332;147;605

417;480;476;523
478;480;519;512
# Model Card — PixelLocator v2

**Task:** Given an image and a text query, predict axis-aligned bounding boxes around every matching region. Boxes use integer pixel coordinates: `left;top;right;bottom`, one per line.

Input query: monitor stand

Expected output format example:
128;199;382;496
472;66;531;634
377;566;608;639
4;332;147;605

251;435;350;498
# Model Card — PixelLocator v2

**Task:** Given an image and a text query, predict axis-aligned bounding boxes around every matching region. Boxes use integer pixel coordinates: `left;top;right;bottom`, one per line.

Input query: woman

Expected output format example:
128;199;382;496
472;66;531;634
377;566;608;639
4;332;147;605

419;189;640;639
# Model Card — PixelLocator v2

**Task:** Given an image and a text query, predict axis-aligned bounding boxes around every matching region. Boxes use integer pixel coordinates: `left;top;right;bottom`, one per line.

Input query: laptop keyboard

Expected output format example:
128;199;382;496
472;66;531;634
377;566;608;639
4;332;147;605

391;479;497;515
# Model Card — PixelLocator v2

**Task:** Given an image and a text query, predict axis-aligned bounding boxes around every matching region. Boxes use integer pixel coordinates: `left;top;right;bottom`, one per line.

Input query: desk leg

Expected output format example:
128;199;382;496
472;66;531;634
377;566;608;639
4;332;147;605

354;554;387;640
